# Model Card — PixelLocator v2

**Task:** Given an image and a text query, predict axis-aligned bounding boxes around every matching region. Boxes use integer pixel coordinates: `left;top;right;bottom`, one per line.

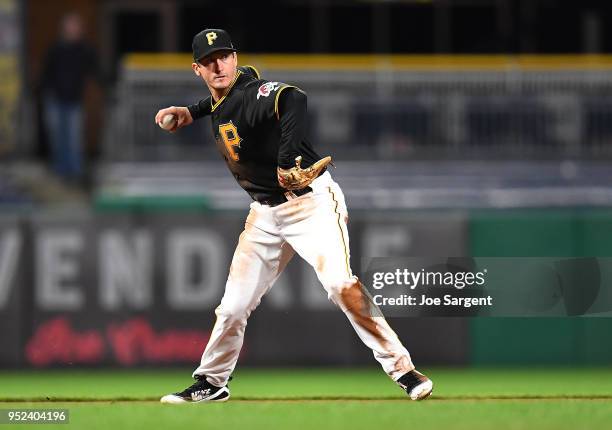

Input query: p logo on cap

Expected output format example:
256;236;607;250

206;32;217;45
192;28;236;61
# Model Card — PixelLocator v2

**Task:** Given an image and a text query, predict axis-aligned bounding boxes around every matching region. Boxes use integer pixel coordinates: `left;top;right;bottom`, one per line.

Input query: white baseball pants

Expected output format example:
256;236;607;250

193;172;414;386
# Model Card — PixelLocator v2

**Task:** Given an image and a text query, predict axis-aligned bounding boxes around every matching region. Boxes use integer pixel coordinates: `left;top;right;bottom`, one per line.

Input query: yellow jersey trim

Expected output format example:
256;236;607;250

274;85;300;120
210;69;243;113
243;64;260;79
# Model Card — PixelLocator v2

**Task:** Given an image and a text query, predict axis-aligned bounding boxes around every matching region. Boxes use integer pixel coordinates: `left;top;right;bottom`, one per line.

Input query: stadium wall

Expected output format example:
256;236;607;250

1;209;611;368
469;210;612;366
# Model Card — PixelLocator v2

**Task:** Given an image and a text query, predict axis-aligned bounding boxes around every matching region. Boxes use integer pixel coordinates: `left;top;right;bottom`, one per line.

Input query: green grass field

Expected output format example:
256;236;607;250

1;368;611;429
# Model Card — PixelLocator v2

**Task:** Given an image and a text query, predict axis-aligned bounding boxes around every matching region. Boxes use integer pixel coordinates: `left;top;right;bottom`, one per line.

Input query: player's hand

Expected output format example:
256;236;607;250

154;106;193;132
277;155;332;190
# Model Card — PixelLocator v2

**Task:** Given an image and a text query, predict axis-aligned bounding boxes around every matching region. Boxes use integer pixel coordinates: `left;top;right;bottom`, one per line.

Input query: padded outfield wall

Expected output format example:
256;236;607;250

469;210;612;366
0;209;611;368
0;210;469;368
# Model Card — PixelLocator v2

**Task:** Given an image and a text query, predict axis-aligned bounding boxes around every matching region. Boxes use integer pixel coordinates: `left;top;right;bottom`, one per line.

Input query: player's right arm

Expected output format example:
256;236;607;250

154;96;212;132
186;96;213;120
154;106;193;132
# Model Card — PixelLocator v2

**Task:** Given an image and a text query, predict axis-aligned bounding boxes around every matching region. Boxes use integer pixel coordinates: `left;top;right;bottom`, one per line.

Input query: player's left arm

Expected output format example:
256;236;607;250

276;88;332;190
277;88;308;169
241;65;261;79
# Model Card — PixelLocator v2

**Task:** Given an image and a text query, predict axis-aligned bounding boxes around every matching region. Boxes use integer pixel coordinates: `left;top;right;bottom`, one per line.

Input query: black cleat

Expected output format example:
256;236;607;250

160;375;230;404
397;369;433;400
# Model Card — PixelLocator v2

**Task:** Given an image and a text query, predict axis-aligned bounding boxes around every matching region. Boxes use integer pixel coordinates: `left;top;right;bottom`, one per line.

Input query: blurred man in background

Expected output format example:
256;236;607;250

40;12;99;183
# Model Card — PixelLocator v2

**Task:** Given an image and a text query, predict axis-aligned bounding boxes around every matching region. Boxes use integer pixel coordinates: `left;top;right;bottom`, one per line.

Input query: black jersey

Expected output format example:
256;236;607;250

188;66;323;203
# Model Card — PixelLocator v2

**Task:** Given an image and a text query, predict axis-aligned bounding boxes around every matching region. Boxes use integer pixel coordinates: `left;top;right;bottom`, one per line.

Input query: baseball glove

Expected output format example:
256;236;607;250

277;155;332;190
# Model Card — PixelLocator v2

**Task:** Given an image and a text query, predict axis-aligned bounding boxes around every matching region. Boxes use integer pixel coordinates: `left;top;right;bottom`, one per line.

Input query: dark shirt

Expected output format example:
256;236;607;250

41;40;98;103
188;66;324;202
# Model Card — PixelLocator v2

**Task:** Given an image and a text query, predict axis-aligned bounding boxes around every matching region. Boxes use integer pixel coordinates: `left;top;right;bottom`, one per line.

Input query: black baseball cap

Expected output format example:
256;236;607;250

192;28;236;62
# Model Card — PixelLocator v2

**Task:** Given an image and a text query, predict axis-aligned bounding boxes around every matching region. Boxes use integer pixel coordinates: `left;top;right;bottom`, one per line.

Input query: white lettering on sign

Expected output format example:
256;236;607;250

0;229;21;308
36;230;84;310
166;230;225;310
362;226;411;259
99;230;153;310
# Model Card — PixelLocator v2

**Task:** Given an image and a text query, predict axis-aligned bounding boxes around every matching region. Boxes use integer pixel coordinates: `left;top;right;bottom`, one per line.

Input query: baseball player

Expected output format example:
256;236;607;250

155;28;433;403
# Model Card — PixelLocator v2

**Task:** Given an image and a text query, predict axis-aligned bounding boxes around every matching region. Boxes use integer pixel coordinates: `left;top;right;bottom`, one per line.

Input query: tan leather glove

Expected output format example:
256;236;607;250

277;155;333;190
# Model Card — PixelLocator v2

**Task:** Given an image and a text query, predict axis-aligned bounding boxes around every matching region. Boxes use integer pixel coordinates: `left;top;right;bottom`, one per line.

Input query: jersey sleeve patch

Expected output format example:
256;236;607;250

244;81;299;126
256;82;281;100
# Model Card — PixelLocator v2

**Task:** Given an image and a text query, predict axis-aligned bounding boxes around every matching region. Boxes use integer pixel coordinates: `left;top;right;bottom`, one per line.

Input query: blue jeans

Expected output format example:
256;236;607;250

45;98;83;180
